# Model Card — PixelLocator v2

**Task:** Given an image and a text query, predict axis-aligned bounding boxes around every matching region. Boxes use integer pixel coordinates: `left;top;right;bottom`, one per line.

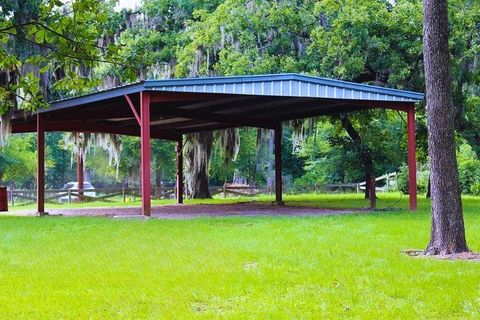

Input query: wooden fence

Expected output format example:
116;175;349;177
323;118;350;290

7;185;272;207
8;188;164;206
6;174;396;206
321;172;397;193
209;185;271;198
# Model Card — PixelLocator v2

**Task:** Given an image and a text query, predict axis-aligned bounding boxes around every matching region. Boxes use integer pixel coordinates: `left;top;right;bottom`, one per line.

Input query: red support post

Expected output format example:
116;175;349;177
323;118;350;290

274;124;284;205
407;104;417;211
176;137;184;204
140;92;151;216
37;114;47;215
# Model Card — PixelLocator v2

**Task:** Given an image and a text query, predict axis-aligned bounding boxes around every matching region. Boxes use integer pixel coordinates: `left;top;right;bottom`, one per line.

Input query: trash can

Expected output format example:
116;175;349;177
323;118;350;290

0;187;8;211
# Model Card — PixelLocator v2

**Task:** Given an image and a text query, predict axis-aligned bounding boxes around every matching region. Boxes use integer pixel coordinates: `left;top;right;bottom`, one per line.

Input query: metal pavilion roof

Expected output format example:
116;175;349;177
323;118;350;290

43;73;424;112
24;73;422;215
11;73;424;141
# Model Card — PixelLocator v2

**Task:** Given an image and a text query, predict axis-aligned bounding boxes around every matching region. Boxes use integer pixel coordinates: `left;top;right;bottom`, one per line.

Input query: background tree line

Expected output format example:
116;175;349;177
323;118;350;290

0;0;479;197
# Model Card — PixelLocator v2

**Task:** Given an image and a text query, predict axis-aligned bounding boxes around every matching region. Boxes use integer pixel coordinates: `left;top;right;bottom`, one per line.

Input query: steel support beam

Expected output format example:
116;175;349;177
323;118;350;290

407;104;417;211
176;137;184;204
158;109;275;129
274;124;284;205
140;92;151;216
11;121;180;141
36;114;47;215
125;94;141;125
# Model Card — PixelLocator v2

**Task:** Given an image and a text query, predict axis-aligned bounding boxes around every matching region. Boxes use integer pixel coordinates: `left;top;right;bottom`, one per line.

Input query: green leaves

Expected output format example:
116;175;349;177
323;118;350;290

15;73;48;111
0;0;126;115
174;0;316;77
308;0;424;85
0;135;37;185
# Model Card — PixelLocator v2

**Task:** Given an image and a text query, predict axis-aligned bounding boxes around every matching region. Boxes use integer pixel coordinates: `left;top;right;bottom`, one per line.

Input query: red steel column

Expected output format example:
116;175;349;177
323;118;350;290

37;114;47;215
274;124;284;205
176;137;184;204
407;104;417;211
140;92;151;216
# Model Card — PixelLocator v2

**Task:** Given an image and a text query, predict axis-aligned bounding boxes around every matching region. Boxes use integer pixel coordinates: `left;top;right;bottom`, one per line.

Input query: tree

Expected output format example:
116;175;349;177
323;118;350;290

174;0;316;197
63;132;122;197
0;0;127;142
184;132;213;198
423;0;469;255
307;0;425;196
45;132;74;188
0;134;36;188
448;0;480;155
183;129;240;198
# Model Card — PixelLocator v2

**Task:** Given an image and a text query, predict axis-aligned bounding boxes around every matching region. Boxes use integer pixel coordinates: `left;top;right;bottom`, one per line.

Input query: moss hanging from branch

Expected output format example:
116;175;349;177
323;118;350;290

0;113;11;147
184;128;242;198
64;132;123;179
217;128;240;164
290;118;316;152
184;131;214;199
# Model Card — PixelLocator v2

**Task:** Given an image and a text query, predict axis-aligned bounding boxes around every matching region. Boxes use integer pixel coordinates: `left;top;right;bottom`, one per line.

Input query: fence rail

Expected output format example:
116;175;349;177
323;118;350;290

6;174;397;207
8;188;146;206
6;185;272;207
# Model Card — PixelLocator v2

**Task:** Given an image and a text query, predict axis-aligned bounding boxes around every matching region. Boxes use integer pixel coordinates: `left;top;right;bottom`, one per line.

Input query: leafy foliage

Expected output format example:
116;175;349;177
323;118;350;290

1;0;480;196
0;134;36;187
0;0;140;151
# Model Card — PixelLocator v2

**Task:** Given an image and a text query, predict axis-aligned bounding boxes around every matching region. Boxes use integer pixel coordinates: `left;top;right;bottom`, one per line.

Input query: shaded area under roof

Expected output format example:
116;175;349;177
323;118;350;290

11;73;424;140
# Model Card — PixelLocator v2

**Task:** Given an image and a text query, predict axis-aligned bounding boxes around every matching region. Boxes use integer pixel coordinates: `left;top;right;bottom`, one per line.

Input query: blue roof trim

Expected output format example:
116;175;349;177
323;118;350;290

41;82;145;112
294;74;424;100
144;73;424;100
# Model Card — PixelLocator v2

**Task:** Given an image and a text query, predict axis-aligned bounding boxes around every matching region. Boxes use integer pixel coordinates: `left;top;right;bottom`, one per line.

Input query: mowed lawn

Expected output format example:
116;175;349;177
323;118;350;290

1;194;480;319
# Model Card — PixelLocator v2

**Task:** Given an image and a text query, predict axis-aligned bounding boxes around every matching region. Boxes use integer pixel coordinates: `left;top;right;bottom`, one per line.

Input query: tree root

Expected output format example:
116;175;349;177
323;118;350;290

402;249;480;261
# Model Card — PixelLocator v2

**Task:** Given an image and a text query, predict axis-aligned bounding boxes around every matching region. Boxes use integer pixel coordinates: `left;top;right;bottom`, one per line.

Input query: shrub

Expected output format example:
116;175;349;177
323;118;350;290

457;143;480;195
397;164;429;194
471;181;480;196
397;165;409;194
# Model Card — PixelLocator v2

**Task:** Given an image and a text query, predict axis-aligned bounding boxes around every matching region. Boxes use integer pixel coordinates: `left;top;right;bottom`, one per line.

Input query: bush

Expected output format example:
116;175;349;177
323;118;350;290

457;143;480;195
398;143;480;195
471;181;480;196
397;166;409;194
397;164;429;194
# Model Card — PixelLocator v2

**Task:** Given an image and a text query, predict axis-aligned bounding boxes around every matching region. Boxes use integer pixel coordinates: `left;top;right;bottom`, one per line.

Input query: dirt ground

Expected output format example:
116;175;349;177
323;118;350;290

10;202;367;219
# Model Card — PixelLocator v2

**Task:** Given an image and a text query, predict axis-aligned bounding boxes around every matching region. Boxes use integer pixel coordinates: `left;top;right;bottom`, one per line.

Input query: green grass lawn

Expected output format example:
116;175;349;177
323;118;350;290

1;194;480;319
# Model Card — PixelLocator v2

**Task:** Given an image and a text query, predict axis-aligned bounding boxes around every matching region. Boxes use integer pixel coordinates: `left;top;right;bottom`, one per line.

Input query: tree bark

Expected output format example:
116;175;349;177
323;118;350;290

338;114;375;199
423;0;469;255
426;175;431;199
155;165;162;188
189;168;211;198
266;130;275;191
185;132;213;199
77;153;84;201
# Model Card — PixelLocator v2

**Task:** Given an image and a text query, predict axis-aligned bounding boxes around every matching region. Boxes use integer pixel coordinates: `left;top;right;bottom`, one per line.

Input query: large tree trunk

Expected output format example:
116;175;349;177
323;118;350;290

426;175;431;199
185;132;213;199
338;114;375;198
155;163;162;189
77;153;84;200
266;130;275;191
423;0;469;255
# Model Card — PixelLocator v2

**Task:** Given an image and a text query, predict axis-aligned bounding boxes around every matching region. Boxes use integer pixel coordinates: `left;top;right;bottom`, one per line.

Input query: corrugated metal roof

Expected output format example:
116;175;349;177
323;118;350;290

45;73;423;112
146;74;424;101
